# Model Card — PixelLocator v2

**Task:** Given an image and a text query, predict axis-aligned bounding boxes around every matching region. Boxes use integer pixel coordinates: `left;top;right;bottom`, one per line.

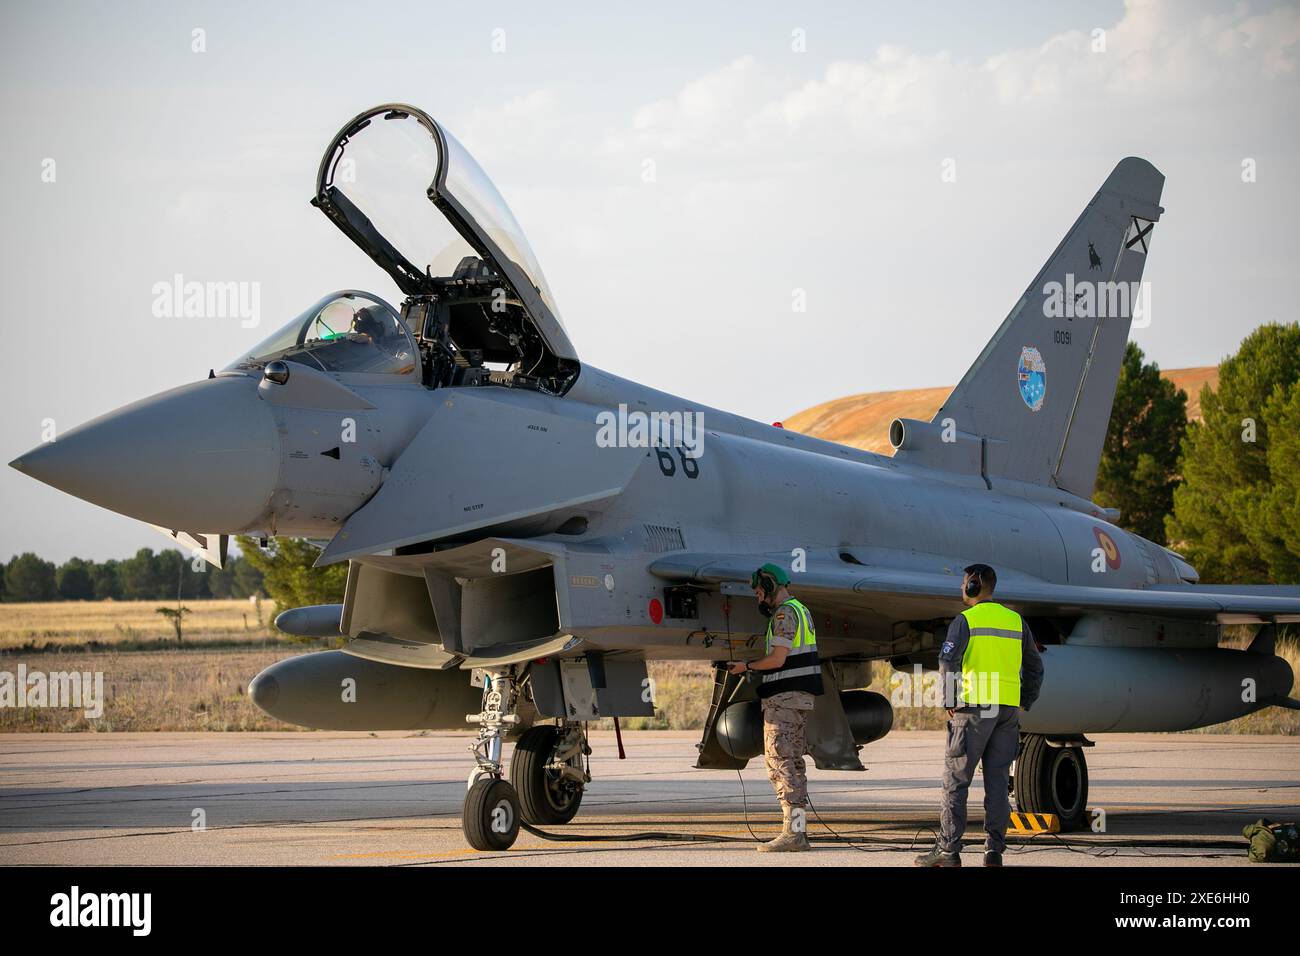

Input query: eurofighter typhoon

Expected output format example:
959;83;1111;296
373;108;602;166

12;104;1300;850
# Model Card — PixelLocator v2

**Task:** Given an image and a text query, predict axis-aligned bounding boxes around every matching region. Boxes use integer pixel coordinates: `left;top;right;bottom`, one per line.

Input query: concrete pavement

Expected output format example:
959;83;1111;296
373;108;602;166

1;730;1296;866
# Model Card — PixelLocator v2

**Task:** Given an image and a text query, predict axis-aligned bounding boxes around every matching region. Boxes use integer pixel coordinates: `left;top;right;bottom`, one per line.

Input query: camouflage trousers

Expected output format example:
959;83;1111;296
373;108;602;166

762;693;813;809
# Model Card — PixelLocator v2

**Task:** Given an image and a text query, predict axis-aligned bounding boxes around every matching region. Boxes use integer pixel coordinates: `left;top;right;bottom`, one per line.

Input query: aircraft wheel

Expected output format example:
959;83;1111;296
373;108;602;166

510;725;585;825
462;777;521;851
1014;734;1089;831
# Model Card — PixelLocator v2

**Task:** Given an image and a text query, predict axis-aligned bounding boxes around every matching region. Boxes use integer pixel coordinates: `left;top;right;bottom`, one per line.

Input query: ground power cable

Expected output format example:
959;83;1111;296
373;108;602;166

515;785;1250;858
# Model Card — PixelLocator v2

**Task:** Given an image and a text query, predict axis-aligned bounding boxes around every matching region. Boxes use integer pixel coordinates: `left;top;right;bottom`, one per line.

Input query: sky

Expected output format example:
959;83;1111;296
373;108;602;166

1;0;1298;562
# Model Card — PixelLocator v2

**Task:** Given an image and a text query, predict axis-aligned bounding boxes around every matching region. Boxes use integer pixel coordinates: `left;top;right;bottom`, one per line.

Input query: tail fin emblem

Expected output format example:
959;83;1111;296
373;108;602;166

1087;241;1103;270
1125;216;1154;254
1017;346;1047;412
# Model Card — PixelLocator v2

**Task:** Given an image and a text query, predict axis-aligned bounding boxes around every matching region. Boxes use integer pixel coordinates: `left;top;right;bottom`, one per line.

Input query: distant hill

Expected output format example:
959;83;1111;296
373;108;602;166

784;367;1218;455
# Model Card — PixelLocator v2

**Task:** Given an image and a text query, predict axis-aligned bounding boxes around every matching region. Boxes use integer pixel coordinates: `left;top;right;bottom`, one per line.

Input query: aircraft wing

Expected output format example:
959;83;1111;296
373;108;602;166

648;553;1300;623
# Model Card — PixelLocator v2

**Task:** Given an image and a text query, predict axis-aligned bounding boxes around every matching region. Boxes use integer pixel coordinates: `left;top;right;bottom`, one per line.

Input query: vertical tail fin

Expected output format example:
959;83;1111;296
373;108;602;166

933;157;1164;498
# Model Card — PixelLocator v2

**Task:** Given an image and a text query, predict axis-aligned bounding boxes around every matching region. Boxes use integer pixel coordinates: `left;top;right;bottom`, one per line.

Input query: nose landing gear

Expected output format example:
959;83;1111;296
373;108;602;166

463;776;521;851
461;666;596;850
461;668;593;850
462;668;523;851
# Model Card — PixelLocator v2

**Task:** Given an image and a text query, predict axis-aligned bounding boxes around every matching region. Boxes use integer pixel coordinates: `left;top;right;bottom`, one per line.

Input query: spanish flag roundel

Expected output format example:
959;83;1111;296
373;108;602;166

1093;527;1121;570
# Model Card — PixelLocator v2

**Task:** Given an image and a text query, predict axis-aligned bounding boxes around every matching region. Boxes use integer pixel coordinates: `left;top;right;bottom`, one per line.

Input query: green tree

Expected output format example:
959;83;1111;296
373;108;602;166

156;605;192;641
236;536;345;612
118;548;162;600
4;553;58;601
1167;323;1300;583
207;559;233;598
56;557;96;601
93;560;122;601
230;554;265;599
155;549;185;601
1263;380;1300;577
1094;342;1188;544
144;548;215;601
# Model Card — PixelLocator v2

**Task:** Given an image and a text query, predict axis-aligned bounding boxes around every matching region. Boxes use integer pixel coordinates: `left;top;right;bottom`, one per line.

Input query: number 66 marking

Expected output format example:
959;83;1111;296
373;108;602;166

655;446;699;479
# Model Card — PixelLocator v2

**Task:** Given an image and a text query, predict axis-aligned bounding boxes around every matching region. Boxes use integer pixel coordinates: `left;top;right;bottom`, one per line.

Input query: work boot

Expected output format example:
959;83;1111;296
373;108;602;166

914;843;961;867
757;806;811;853
984;850;1003;867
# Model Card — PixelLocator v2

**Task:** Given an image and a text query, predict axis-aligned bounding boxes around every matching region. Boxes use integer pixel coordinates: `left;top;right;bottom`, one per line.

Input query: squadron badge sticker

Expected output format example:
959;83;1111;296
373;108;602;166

1017;346;1046;412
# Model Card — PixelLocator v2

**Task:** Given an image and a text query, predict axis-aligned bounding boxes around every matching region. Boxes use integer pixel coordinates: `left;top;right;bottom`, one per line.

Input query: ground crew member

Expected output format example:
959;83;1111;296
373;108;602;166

916;563;1044;867
726;563;824;852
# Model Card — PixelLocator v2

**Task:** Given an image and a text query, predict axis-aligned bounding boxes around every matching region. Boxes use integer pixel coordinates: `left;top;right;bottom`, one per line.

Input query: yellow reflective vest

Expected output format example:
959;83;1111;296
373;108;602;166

958;602;1025;707
759;598;824;698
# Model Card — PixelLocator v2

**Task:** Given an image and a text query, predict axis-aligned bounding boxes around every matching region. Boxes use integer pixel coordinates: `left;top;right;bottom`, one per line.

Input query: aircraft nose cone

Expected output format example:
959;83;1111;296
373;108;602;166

10;375;279;532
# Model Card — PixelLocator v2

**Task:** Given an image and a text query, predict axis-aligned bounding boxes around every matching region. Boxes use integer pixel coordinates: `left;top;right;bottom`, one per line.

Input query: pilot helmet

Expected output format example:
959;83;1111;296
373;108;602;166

351;305;389;339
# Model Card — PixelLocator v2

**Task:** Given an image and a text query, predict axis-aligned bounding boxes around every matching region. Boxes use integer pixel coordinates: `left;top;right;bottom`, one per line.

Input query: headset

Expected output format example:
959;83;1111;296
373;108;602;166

750;567;784;617
964;563;995;598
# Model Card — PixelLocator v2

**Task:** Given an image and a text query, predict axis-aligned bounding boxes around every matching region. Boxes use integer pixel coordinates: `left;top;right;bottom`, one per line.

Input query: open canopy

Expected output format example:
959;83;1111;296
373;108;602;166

312;104;577;363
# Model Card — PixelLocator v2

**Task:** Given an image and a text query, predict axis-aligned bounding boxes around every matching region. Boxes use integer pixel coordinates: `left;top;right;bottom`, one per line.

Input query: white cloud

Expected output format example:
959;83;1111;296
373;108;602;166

604;0;1300;169
553;0;1300;421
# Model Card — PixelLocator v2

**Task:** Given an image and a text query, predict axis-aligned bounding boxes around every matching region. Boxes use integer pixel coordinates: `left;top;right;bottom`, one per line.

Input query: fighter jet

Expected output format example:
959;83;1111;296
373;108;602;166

12;104;1300;851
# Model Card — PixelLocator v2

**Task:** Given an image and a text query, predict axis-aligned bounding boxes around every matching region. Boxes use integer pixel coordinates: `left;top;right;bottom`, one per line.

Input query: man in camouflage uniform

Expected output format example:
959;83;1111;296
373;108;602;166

727;563;824;852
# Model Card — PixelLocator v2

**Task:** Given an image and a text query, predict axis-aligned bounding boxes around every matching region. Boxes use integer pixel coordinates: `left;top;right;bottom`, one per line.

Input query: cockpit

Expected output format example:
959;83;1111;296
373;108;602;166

228;291;418;377
273;104;582;395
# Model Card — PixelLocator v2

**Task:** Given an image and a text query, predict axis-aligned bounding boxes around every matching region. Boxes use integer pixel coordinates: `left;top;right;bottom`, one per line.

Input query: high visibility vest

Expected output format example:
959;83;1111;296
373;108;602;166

959;601;1024;707
758;598;824;698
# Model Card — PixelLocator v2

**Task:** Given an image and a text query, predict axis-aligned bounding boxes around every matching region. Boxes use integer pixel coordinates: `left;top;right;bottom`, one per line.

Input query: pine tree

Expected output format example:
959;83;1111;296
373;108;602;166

235;536;347;614
1094;342;1188;544
1167;323;1300;583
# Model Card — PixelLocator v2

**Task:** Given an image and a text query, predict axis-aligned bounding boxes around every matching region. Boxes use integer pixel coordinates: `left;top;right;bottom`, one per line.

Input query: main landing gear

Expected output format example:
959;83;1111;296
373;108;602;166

461;668;590;851
511;723;589;825
1013;733;1091;831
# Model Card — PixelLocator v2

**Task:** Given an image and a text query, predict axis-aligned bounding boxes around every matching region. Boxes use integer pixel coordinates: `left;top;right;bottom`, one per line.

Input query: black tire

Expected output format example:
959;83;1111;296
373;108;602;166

510;725;585;825
462;777;521;851
1014;734;1089;832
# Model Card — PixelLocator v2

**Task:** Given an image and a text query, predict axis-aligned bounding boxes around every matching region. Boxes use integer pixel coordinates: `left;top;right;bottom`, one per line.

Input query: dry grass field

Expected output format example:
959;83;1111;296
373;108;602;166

0;648;315;732
0;598;284;651
0;600;319;731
